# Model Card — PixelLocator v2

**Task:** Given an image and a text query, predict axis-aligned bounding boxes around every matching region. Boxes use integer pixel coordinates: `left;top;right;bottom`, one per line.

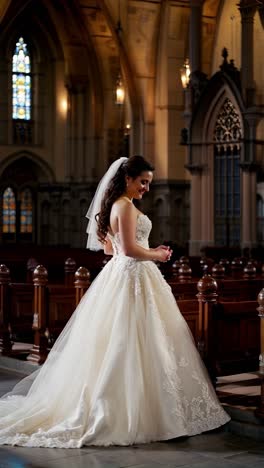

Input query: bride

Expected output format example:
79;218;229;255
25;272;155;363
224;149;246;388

0;155;230;448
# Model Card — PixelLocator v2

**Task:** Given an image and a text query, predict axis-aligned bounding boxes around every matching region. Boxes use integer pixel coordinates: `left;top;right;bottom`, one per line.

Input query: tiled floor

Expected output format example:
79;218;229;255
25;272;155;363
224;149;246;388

216;372;260;409
1;369;264;468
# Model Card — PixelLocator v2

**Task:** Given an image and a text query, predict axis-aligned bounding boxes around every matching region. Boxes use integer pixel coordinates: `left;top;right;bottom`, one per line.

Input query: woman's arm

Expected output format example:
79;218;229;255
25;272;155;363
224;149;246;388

117;202;170;262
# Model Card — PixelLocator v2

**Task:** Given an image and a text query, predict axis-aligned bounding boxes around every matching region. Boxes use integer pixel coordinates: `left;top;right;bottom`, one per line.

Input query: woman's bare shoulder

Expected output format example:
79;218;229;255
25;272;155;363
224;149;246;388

112;197;134;212
112;199;139;223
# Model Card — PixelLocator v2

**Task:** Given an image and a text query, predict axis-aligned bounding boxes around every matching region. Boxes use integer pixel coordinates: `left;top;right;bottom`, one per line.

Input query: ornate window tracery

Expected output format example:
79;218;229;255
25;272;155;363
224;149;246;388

214;98;242;246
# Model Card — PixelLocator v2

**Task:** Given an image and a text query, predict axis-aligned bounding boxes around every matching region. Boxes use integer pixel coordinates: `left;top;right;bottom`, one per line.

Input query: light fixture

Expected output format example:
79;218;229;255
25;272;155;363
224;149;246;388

115;0;125;105
124;123;131;134
180;58;191;89
115;72;125;105
60;98;68;113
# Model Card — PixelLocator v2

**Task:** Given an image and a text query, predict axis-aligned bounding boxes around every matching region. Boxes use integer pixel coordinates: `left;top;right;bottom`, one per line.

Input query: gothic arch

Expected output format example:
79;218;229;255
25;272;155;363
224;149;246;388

188;70;245;254
203;85;244;147
191;71;244;146
0;151;55;183
1;3;64;62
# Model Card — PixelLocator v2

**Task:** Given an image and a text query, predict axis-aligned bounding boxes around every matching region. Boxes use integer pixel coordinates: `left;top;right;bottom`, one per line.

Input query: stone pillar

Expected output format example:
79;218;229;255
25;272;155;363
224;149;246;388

65;80;89;182
189;0;204;73
241;164;257;249
187;165;203;256
50;192;61;245
238;1;257;105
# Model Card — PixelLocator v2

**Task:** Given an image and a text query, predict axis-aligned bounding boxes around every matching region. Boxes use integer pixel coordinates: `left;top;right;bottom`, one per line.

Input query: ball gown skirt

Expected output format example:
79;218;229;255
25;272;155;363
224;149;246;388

0;215;230;448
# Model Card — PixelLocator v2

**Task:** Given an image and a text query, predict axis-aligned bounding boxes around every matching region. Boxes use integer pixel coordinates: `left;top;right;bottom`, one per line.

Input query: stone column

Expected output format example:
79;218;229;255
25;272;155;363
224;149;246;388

238;1;257;105
241;163;257;249
189;0;204;73
65;80;89;182
187;165;203;256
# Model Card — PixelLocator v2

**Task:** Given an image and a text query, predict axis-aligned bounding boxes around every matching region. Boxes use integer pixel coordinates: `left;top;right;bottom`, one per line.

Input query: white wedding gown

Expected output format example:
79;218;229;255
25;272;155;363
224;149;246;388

0;214;230;448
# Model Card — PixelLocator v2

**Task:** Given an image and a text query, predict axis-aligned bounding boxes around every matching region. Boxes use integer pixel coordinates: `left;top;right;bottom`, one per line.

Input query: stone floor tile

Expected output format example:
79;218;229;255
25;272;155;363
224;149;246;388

227;452;264;465
0;446;88;463
79;447;207;467
174;459;259;468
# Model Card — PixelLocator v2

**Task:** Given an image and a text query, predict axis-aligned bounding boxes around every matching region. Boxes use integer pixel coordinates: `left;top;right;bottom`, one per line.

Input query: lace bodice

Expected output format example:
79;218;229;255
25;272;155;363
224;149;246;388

108;214;152;256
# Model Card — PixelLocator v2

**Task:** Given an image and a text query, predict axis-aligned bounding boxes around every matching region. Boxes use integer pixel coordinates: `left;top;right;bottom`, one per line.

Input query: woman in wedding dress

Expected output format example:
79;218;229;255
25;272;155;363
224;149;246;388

0;155;230;448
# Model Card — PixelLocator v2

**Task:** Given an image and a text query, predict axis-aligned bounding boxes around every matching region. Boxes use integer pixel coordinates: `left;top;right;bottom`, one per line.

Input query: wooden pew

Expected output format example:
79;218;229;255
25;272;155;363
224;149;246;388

210;300;259;375
0;263;262;382
0;263;91;362
0;265;34;355
196;274;260;382
169;276;263;302
8;282;34;345
27;265;90;364
256;289;264;420
0;265;12;354
0;244;105;282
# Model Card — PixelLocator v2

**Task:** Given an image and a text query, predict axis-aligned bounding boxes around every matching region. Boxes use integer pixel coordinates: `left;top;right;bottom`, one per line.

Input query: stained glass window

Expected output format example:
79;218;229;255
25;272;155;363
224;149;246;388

20;188;33;233
3;187;16;233
12;37;31;120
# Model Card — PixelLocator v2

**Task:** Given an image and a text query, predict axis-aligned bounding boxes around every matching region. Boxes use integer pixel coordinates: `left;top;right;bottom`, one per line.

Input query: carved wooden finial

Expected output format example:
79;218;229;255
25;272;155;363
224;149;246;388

64;257;77;273
231;257;243;268
74;266;90;286
0;264;11;283
243;261;257;278
257;288;264;317
219;258;230;268
197;274;218;303
179;256;189;264
178;263;192;281
231;257;243;276
172;260;181;276
33;265;48;285
212;263;225;278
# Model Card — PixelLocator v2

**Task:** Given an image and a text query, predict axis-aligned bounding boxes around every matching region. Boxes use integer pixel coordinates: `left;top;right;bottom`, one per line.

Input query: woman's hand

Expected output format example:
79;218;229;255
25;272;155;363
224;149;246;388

152;246;173;263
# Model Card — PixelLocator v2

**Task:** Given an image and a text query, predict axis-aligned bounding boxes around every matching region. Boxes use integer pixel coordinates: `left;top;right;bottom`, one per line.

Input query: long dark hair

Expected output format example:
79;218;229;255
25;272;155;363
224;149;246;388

96;155;154;244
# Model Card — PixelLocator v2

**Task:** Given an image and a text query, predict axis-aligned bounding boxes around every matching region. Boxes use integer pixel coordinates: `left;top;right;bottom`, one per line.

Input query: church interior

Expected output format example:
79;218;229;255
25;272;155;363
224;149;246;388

1;0;264;465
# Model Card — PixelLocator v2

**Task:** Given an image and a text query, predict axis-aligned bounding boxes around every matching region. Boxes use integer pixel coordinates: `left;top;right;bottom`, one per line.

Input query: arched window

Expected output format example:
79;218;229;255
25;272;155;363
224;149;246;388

214;98;242;246
12;37;31;120
3;187;16;233
20;188;33;233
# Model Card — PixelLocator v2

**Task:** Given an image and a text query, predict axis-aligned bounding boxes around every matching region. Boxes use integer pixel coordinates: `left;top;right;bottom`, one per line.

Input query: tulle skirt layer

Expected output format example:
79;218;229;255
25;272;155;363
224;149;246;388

0;256;230;447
